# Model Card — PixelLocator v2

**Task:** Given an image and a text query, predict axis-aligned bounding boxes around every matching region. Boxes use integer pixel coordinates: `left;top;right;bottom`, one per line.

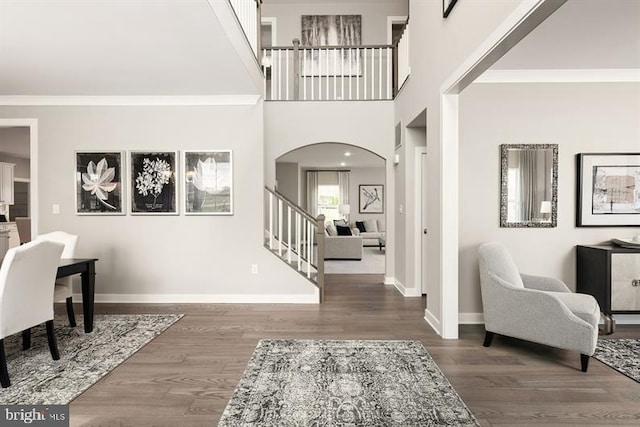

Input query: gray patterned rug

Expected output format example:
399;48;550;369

219;339;479;426
0;314;181;404
594;339;640;383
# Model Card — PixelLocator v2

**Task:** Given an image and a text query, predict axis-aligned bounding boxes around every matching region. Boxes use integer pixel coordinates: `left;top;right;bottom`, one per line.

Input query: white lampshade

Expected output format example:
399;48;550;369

338;204;351;215
540;201;551;214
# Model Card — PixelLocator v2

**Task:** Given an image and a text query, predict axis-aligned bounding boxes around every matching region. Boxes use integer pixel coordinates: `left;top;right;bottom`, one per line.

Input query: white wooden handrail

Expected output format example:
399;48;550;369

264;187;325;302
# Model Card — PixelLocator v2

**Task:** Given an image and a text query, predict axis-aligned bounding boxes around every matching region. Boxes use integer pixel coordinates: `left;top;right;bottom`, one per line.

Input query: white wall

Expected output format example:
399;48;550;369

0;104;317;302
262;1;408;46
394;0;522;324
459;82;640;315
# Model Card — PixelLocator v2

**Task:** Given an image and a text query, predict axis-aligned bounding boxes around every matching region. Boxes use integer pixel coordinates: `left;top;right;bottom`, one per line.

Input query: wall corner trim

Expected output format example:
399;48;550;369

424;309;442;336
383;276;395;286
393;279;422;297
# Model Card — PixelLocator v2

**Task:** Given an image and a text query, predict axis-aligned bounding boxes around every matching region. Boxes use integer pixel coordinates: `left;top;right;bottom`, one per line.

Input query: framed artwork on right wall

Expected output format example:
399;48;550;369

359;184;384;214
576;152;640;227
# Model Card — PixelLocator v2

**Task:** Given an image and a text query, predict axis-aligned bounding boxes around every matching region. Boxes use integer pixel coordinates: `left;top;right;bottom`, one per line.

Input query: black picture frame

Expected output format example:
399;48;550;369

75;151;124;215
443;0;458;18
576;152;640;227
129;151;178;215
359;184;384;214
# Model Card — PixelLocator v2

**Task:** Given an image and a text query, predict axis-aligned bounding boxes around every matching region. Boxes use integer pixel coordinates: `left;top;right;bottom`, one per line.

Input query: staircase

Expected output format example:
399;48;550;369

264;187;325;302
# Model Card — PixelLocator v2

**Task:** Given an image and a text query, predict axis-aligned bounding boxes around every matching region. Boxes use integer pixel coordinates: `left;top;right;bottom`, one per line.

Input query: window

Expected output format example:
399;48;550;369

317;184;340;222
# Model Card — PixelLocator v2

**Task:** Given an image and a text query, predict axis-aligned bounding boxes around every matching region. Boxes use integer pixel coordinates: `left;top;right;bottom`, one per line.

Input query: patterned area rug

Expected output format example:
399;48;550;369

594;339;640;383
0;314;181;404
219;339;479;426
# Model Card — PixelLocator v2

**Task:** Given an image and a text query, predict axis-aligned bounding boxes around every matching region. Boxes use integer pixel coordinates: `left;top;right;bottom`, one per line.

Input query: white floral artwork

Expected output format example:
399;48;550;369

76;152;124;215
184;150;233;215
129;151;177;214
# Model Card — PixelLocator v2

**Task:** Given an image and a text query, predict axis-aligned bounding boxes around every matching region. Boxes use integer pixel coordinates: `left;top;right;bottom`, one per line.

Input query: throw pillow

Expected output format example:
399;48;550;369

355;221;366;233
333;219;348;227
364;219;378;233
326;223;338;236
336;225;352;236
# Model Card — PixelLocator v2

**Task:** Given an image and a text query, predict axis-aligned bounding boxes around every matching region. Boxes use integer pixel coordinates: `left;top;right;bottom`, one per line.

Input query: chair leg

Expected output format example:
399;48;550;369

581;354;590;372
483;331;495;347
66;297;77;327
46;320;60;361
22;328;31;350
0;339;10;388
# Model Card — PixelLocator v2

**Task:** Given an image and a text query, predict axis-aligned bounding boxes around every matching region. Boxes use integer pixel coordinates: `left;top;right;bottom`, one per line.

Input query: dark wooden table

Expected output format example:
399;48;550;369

57;258;98;333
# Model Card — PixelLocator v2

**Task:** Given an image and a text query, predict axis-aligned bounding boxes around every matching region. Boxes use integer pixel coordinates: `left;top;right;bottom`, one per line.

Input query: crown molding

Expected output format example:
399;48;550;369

0;95;261;106
475;69;640;84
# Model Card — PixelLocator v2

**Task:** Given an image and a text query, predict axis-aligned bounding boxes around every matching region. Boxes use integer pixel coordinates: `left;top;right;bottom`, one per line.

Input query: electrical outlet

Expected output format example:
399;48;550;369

251;264;258;274
52;204;60;214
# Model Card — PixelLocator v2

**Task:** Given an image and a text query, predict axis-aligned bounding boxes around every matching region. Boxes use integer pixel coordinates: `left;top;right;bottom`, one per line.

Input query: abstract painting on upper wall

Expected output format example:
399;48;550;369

76;151;124;215
183;150;233;215
576;153;640;226
301;15;362;76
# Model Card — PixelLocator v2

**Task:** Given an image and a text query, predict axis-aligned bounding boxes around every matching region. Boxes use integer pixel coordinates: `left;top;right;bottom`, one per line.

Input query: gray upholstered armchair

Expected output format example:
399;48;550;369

478;242;601;372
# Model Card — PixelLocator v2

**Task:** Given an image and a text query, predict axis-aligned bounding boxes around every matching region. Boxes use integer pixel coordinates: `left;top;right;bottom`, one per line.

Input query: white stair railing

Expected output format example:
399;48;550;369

264;187;325;302
262;40;394;101
228;0;260;57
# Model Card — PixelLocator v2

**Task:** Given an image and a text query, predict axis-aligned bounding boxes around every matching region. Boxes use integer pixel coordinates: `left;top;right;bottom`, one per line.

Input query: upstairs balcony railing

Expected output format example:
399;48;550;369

262;40;395;101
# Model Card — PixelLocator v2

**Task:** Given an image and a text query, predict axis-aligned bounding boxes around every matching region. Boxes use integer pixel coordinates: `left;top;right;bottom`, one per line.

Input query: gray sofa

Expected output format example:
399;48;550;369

324;235;363;260
351;219;385;247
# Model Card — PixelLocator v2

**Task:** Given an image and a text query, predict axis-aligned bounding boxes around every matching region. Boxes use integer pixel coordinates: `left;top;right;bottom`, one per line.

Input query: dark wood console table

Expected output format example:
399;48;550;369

576;245;640;334
57;258;98;333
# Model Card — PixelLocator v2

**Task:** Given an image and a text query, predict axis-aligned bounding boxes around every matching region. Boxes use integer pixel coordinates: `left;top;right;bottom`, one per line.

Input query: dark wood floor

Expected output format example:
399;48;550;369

66;274;640;426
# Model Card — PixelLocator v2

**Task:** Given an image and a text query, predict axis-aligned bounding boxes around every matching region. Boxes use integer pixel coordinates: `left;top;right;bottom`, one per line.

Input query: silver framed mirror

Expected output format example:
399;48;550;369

500;144;558;228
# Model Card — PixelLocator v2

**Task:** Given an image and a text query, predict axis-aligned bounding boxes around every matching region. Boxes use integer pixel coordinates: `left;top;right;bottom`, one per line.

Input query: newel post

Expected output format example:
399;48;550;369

293;38;300;100
315;214;325;303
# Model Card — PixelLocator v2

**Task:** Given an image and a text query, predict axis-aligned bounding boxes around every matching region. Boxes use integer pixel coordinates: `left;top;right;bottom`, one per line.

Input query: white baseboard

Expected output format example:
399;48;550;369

71;292;319;304
383;276;395;286
459;312;485;324
611;314;640;325
458;312;640;325
424;309;442;336
392;279;421;297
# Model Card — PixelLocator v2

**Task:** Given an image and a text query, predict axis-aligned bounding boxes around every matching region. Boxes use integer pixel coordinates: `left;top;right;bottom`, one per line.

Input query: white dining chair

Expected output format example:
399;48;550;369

36;231;79;328
0;240;64;387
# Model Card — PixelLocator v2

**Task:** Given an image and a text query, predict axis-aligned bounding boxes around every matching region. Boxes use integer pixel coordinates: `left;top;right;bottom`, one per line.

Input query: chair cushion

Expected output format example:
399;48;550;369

549;292;600;327
364;219;378;233
478;242;524;288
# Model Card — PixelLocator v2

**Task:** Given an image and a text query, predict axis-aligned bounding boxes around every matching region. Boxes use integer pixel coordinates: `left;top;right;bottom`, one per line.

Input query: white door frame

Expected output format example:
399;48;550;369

414;146;426;294
387;16;408;45
436;0;566;339
0;119;38;239
261;17;277;46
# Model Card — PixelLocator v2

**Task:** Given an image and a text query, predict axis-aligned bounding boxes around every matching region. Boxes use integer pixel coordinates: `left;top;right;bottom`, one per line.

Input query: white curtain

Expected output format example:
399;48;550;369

338;171;350;220
306;170;319;216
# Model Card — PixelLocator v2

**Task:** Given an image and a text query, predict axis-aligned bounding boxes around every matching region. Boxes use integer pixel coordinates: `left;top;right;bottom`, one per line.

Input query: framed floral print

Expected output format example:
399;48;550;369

76;151;124;215
129;151;178;215
183;150;233;215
